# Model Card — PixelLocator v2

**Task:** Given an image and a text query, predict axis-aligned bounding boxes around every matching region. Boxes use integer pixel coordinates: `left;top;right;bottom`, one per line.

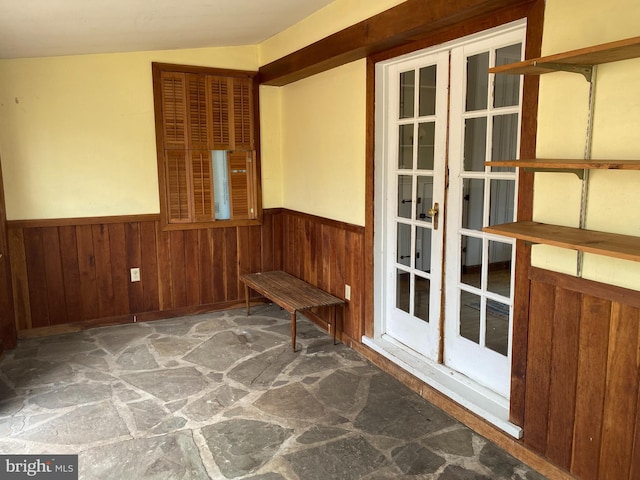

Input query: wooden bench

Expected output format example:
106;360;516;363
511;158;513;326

240;271;345;352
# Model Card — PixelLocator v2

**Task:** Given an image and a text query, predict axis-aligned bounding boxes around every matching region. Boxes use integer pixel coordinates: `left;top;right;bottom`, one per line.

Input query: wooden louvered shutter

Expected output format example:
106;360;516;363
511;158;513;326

209;76;232;150
191;150;213;221
228;150;256;220
232;77;254;149
160;72;187;149
165;150;191;222
186;74;209;149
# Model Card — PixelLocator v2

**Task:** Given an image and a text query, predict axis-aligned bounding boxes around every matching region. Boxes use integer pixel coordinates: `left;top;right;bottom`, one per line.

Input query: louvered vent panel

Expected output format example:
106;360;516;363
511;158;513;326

233;78;253;149
187;74;209;149
161;72;187;149
229;151;249;219
191;150;213;221
209;76;231;149
165;150;190;222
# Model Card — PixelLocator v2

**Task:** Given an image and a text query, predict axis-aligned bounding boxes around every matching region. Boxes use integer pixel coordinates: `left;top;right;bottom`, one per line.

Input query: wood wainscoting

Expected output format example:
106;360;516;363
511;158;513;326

273;209;365;343
6;209;364;341
524;267;640;480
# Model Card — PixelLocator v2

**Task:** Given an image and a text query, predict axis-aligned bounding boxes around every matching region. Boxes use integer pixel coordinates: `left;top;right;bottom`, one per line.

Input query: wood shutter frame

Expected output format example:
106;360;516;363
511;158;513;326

153;63;261;229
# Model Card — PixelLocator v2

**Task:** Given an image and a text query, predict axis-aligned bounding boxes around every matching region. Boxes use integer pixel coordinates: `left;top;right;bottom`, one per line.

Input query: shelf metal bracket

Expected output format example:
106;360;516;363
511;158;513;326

534;61;593;82
524;167;584;179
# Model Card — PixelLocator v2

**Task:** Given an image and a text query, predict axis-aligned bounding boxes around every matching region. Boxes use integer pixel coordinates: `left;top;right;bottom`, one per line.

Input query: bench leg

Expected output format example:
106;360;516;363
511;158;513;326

290;311;297;352
244;283;250;316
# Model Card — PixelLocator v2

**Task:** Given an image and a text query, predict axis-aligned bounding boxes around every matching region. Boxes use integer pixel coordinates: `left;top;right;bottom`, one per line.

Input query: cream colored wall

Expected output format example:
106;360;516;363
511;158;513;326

280;59;366;225
533;0;640;289
0;46;259;220
0;0;404;223
258;0;406;226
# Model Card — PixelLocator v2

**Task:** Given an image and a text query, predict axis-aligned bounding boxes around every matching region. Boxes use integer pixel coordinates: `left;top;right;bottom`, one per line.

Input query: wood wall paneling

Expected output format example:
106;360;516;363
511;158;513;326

525;268;640;480
598;304;639;479
8;214;298;335
269;210;364;343
571;296;611;479
523;279;555;452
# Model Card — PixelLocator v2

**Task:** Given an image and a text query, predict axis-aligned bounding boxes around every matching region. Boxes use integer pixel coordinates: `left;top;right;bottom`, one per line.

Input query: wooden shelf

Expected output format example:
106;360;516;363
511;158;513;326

485;158;640;171
483;221;640;262
489;35;640;77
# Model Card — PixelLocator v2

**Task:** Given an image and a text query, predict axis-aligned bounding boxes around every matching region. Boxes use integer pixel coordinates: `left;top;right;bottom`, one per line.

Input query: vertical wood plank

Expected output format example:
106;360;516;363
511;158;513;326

331;226;346;298
211;228;226;303
76;225;99;321
261;210;274;272
629;384;640;480
571;296;611;479
305;219;317;285
249;225;263;295
224;227;238;301
198;229;214;305
523;279;555;452
313;220;323;288
320;223;332;293
125;222;143;314
271;211;284;271
41;227;67;325
140;221;160;312
8;228;31;330
184;229;201;306
23;228;49;328
92;224;116;318
169;230;187;308
58;226;83;323
107;223;130;316
155;221;172;311
545;288;581;469
236;226;250;301
345;230;364;339
598;303;640;480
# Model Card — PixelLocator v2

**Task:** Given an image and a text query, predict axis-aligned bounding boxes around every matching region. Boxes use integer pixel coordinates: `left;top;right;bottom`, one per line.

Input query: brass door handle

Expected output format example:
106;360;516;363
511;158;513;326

427;202;439;230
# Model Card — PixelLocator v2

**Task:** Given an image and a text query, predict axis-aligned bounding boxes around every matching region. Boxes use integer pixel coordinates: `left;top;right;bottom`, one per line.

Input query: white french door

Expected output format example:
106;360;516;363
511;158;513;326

383;50;449;362
375;22;525;400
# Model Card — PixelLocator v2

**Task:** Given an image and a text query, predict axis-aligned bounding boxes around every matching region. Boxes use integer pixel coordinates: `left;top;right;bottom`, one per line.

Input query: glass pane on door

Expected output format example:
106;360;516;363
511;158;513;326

444;32;523;399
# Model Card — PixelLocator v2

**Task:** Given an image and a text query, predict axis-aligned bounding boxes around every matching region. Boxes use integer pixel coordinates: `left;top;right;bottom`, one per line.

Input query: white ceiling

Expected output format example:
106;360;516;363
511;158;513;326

0;0;335;59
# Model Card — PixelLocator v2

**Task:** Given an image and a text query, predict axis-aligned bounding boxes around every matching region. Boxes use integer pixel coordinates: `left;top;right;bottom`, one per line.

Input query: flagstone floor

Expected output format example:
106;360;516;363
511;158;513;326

0;304;547;479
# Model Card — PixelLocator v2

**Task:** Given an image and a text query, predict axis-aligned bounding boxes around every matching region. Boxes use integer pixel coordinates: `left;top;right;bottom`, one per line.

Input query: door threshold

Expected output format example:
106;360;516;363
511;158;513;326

362;335;523;439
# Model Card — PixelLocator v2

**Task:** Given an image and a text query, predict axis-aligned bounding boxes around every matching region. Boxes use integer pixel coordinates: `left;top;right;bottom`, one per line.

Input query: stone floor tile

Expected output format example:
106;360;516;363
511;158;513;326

81;431;208;479
254;382;326;420
202;418;293;478
439;464;493;480
16;403;128;445
423;428;476;457
121;366;209;402
284;435;388;480
29;383;112;408
354;373;455;440
0;306;548;480
227;344;298;388
391;442;446;475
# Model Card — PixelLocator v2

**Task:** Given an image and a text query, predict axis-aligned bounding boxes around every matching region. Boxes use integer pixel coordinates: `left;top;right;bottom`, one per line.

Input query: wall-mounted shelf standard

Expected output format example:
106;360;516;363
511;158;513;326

485;158;640;178
486;35;640;267
489;35;640;81
483;221;640;263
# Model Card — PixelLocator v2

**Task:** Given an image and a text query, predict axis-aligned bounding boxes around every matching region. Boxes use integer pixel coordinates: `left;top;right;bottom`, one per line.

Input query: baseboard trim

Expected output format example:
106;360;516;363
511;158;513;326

17;299;270;339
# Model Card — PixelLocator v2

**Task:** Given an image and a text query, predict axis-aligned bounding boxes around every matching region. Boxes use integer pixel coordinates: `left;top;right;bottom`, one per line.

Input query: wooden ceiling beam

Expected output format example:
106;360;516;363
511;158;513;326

259;0;534;86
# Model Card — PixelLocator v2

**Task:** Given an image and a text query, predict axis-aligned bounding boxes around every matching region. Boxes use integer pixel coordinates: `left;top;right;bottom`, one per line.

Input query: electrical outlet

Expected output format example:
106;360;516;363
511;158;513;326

130;267;141;282
345;284;351;301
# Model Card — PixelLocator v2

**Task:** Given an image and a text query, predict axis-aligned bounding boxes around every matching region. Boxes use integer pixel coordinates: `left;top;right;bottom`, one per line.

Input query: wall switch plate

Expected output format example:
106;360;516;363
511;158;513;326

130;267;141;282
345;284;351;301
